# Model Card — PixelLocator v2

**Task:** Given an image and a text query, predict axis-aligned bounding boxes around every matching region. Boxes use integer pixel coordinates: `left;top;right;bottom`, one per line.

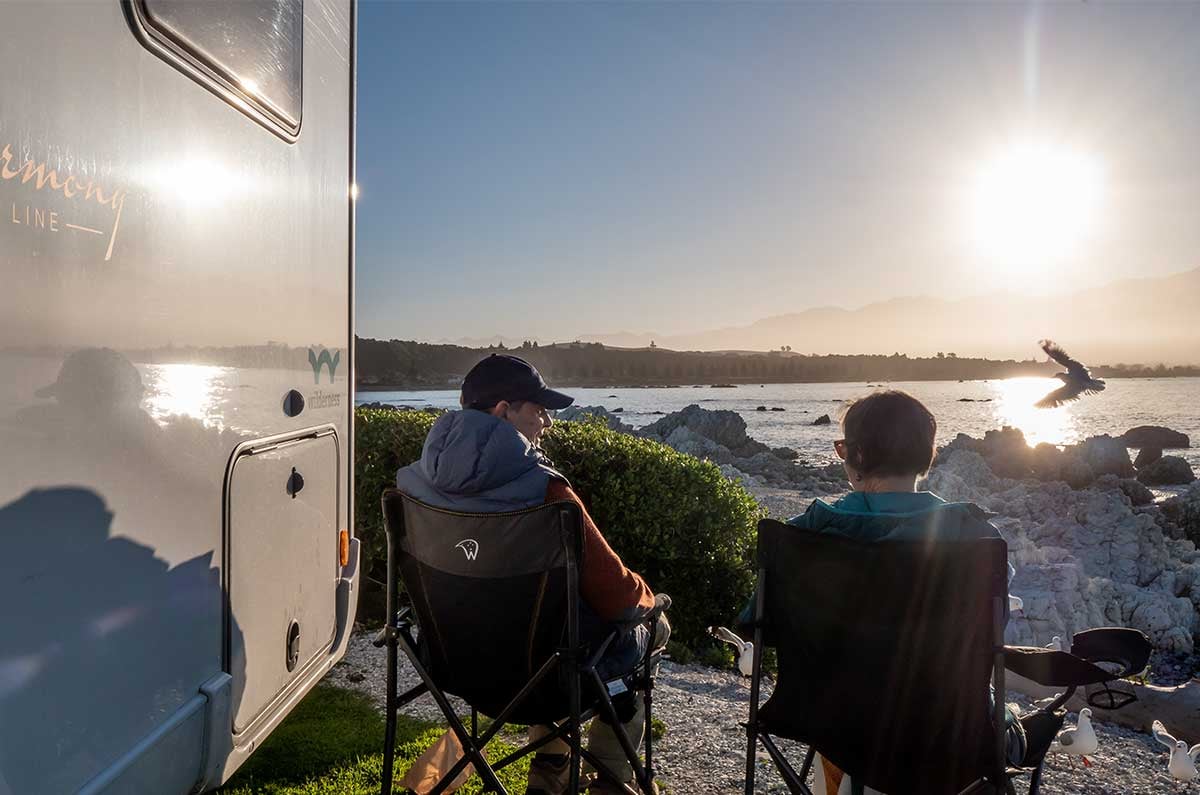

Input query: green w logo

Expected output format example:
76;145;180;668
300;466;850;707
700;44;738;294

308;348;340;384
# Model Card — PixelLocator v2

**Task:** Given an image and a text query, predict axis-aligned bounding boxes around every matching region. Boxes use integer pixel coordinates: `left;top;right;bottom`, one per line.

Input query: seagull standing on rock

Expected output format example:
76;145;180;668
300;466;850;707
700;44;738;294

1034;340;1106;408
1055;708;1098;766
1153;720;1200;782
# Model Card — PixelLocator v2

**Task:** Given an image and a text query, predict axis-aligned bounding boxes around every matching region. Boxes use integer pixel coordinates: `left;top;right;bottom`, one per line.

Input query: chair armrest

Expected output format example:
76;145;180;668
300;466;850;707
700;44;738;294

1004;646;1115;687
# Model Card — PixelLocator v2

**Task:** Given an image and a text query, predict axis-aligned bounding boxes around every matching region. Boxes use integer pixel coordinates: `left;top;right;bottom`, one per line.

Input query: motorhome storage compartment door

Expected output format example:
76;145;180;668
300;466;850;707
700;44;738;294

226;429;339;735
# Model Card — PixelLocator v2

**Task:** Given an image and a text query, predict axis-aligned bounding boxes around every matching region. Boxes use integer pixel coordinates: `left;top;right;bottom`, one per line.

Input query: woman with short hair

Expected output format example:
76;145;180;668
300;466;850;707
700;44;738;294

786;390;1025;794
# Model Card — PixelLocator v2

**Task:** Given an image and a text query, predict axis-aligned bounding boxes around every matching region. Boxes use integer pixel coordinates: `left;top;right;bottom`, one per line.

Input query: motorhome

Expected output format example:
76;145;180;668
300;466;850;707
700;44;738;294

0;1;358;791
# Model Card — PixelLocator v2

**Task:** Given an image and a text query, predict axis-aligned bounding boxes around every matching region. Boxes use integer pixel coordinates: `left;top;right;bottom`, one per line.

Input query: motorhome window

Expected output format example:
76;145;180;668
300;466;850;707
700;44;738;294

135;0;303;137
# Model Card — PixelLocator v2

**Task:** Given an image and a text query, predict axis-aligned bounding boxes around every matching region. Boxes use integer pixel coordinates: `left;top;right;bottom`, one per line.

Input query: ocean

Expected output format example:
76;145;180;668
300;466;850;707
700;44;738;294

359;377;1200;471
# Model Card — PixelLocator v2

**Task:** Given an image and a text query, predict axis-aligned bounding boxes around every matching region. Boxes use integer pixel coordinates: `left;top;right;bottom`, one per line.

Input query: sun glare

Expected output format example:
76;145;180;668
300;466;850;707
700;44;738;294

971;141;1104;269
990;376;1080;448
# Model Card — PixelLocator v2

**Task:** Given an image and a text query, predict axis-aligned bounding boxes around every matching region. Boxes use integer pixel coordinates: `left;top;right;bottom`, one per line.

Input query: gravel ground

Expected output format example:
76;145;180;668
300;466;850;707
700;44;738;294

325;631;1184;794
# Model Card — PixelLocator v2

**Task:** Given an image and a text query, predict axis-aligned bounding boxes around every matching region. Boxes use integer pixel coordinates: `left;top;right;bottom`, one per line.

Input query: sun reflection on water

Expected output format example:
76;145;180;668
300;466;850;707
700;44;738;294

989;376;1081;448
142;363;229;429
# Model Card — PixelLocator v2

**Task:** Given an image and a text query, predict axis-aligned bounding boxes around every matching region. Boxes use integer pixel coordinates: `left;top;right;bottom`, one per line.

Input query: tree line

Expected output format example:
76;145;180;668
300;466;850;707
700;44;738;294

355;337;1200;389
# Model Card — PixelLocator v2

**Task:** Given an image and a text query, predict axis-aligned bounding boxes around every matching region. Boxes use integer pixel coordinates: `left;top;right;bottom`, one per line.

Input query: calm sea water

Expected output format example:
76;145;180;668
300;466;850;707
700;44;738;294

359;377;1200;471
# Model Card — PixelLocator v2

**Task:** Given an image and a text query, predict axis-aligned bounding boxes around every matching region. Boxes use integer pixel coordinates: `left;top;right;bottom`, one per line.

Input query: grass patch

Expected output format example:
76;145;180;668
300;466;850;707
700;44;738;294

217;685;529;794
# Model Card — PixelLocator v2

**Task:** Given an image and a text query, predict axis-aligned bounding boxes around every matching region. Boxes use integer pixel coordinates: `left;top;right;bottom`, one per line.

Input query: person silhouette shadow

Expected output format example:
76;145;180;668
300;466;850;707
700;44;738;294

0;487;244;794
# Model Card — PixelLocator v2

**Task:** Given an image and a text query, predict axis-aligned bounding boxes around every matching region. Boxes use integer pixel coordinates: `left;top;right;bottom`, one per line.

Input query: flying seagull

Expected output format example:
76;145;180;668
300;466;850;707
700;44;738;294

1035;340;1106;408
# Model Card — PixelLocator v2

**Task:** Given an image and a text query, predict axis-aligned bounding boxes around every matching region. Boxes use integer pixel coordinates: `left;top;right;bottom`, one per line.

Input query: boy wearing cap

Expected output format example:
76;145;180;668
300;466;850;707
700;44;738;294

395;354;667;795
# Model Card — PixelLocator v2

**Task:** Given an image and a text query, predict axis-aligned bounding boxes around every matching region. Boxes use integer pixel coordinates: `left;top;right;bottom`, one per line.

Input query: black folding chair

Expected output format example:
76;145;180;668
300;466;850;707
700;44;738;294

373;489;669;795
742;519;1152;795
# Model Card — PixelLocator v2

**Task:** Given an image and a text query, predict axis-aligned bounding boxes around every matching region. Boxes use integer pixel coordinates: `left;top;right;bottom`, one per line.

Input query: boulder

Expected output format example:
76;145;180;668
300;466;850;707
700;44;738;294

1162;482;1200;544
770;407;786;412
1122;425;1191;450
1066;435;1135;480
772;446;800;461
1059;458;1095;490
813;414;831;426
1135;446;1163;469
942;427;1035;479
639;404;761;453
1138;456;1197;487
556;405;634;434
755;405;767;412
1118;478;1155;507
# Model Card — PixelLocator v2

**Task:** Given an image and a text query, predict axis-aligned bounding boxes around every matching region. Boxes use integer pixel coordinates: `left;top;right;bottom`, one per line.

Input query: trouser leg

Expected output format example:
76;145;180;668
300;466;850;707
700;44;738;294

586;614;670;783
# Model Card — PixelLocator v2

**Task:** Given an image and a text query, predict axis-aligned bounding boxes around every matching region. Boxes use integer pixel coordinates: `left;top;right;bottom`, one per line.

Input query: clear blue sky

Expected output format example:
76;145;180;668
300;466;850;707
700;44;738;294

355;1;1200;344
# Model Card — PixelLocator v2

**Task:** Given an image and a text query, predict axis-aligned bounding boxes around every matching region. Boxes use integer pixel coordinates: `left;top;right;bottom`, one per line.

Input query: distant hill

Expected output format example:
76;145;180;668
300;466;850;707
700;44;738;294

445;268;1200;366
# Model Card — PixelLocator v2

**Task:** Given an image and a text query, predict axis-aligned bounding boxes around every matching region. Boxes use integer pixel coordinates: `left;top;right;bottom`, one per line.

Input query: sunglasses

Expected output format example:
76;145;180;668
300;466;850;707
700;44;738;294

833;439;847;460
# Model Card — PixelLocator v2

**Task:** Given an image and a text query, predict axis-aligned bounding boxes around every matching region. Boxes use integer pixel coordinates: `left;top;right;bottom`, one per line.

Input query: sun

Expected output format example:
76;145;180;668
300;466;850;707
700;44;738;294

970;141;1104;268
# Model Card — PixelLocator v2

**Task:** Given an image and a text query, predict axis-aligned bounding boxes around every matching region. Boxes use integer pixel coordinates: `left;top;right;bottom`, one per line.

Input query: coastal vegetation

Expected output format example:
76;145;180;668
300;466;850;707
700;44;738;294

356;336;1200;390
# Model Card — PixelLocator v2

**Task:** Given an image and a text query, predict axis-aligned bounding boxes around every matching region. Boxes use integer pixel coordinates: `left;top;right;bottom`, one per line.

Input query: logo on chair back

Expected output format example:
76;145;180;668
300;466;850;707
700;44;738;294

308;347;340;384
455;539;479;561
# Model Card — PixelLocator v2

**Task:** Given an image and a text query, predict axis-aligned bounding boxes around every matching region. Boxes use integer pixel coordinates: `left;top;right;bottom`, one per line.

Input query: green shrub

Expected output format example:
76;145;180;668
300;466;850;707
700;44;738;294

540;419;763;649
354;407;438;585
353;408;764;651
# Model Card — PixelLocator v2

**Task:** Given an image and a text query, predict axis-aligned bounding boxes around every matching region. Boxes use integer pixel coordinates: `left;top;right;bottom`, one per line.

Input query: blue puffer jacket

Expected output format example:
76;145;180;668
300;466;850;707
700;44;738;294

395;409;566;511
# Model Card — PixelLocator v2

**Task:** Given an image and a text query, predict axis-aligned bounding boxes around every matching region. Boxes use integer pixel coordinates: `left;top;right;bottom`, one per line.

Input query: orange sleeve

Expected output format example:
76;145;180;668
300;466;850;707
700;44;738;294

546;480;656;623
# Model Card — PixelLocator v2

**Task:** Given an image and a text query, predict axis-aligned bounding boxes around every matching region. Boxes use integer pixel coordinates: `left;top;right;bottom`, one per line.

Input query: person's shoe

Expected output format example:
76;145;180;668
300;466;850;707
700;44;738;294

525;753;571;795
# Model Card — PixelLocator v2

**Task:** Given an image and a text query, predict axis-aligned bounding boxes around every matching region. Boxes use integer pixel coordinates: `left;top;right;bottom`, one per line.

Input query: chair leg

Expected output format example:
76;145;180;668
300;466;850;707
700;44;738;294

758;734;814;795
395;636;507;795
744;724;757;795
381;627;399;795
642;680;655;791
1028;762;1045;795
569;673;582;793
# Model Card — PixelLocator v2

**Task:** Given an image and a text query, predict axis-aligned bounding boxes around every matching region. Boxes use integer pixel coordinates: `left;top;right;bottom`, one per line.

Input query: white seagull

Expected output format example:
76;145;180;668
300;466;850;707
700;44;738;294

1046;636;1063;652
708;626;755;677
1056;708;1098;766
1153;720;1200;781
1035;340;1107;408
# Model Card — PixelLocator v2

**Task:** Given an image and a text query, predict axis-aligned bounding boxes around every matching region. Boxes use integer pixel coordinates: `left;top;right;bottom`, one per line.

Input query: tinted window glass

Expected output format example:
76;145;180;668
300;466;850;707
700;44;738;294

140;0;303;132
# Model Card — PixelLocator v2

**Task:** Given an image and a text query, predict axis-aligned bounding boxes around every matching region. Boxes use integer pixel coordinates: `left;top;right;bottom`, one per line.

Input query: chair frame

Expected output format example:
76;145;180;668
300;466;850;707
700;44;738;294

742;562;1076;795
375;495;666;795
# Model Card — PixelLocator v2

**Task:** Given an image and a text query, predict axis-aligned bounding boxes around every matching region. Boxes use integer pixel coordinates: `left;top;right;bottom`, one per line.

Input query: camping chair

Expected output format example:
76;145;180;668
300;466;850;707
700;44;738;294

742;519;1152;795
373;489;669;795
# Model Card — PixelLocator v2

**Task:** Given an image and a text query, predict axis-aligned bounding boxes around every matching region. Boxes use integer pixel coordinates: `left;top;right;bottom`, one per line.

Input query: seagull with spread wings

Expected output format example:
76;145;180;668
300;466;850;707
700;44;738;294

1035;339;1106;408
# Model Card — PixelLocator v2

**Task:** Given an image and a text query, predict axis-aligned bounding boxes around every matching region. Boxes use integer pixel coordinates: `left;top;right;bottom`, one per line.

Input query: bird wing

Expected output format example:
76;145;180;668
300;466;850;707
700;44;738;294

1190;744;1200;761
1035;382;1084;408
1153;720;1178;750
1040;339;1090;379
708;626;743;647
1058;730;1075;747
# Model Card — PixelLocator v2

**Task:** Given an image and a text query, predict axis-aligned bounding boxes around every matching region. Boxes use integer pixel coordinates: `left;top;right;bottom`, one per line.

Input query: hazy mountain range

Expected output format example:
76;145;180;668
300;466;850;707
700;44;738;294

445;267;1199;365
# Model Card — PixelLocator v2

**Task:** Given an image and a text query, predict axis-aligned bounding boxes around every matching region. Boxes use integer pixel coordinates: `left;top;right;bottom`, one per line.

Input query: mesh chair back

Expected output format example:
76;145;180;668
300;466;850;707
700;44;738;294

383;489;583;722
755;519;1008;795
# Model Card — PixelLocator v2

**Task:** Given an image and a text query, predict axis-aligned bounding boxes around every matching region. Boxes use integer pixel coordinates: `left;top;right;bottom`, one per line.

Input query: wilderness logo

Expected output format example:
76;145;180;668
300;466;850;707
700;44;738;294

2;142;128;261
308;347;341;384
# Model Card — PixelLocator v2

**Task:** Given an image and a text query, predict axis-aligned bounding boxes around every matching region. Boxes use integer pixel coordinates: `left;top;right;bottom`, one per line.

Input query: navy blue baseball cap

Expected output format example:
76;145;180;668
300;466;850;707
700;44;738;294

461;354;575;411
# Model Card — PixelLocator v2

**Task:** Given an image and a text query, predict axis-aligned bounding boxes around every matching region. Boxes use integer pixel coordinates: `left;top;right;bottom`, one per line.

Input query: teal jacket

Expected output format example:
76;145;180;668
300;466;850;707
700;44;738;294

739;491;1009;626
784;490;1000;541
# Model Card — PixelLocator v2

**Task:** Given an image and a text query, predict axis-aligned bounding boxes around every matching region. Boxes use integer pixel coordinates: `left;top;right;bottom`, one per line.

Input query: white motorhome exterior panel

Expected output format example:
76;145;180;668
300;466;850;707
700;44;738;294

0;0;357;791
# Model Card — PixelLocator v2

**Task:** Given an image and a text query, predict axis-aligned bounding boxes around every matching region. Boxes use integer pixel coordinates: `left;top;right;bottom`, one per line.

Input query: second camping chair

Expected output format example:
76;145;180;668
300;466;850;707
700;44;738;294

741;518;1149;795
374;488;669;795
